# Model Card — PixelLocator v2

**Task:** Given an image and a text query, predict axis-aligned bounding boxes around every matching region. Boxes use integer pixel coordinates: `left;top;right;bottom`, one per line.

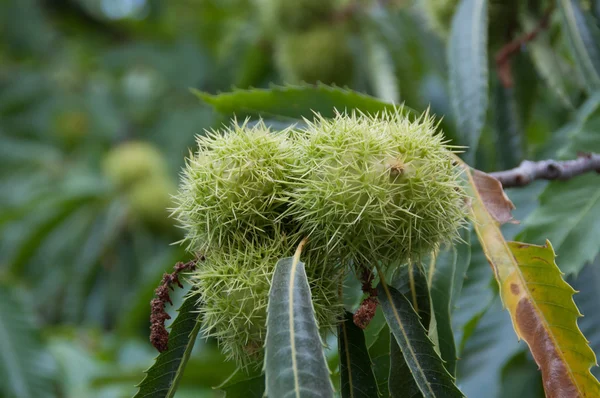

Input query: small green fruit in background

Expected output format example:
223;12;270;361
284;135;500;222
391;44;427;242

191;236;343;368
290;110;467;269
173;121;297;252
267;0;337;32
274;25;354;86
127;176;176;228
103;141;169;190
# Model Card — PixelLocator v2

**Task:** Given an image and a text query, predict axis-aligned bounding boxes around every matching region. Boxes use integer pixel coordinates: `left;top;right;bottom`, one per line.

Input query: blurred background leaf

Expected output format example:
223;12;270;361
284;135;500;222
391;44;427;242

2;0;600;396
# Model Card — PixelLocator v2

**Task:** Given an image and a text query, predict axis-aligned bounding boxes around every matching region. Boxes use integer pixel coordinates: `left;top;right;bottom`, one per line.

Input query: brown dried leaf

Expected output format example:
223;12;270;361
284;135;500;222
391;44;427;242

472;169;517;225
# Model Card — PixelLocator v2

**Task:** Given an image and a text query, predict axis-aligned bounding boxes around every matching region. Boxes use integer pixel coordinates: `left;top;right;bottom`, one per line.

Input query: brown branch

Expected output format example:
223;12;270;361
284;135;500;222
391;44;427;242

150;255;204;352
495;6;554;88
353;266;378;329
490;153;600;188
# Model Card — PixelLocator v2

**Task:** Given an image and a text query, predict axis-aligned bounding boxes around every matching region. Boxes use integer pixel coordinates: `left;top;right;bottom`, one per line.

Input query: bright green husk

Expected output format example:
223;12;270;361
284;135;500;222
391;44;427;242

191;236;343;368
174;110;466;367
290;110;467;269
173;121;297;251
274;24;354;86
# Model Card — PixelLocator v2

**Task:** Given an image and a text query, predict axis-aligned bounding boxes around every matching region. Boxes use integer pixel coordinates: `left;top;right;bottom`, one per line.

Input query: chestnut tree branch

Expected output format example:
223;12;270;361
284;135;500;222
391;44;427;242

489;153;600;188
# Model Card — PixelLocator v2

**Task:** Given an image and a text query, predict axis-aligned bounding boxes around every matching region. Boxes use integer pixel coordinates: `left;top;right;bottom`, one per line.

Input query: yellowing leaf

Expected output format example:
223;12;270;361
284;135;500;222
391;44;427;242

464;165;600;398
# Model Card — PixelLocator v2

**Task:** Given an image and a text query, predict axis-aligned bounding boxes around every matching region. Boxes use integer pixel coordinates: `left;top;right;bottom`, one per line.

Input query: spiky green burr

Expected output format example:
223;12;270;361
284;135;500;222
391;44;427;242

172;121;297;252
191;236;343;368
290;110;467;269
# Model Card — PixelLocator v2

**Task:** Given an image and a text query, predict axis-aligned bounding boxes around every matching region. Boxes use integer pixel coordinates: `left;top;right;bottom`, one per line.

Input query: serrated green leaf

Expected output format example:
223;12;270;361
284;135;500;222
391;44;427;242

504;243;600;397
338;311;379;398
517;174;600;275
0;284;56;398
264;252;333;398
192;84;414;122
518;98;600;275
448;0;488;161
377;282;464;398
430;228;472;376
134;292;201;398
559;0;600;92
464;165;600;397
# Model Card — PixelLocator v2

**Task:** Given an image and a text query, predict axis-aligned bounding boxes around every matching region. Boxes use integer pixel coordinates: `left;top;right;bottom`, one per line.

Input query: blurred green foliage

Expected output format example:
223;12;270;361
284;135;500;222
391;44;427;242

2;0;600;397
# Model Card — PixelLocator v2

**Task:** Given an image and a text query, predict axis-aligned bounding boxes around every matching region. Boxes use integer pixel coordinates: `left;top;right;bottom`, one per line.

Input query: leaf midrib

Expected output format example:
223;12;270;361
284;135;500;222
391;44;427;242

562;0;600;85
381;281;435;397
341;321;355;397
289;250;301;398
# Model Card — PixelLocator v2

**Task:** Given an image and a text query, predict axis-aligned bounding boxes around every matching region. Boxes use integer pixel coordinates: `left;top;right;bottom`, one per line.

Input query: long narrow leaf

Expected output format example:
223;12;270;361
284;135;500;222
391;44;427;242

389;337;422;398
363;31;399;103
492;84;522;169
377;282;464;398
367;315;391;397
388;264;432;398
338;311;379;398
448;0;488;161
392;264;431;328
192;84;415;122
264;245;333;398
522;14;574;107
134;293;201;398
430;228;472;376
560;0;600;92
456;298;521;398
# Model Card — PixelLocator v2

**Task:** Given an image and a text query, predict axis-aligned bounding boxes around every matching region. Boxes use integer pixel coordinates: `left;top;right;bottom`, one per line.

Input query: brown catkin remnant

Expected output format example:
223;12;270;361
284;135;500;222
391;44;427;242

149;258;201;352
